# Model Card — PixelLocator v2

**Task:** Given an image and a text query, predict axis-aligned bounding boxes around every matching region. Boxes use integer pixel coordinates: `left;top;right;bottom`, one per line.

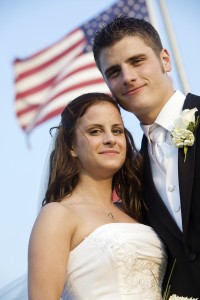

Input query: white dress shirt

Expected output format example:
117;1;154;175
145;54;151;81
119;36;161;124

141;90;186;231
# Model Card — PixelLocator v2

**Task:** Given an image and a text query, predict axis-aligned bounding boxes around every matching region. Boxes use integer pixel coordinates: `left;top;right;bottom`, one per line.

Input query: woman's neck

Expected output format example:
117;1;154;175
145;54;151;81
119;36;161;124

75;175;113;205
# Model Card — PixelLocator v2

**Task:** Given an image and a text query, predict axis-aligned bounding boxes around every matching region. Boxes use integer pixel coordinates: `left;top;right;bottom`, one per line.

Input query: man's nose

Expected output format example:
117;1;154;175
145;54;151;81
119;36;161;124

122;66;137;85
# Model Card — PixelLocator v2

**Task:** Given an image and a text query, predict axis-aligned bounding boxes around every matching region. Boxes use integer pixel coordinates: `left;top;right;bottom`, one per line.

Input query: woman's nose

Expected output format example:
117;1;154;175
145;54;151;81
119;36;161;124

103;132;116;145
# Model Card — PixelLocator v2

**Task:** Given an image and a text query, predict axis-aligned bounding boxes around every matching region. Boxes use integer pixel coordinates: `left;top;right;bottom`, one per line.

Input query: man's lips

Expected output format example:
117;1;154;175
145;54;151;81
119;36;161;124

123;84;145;96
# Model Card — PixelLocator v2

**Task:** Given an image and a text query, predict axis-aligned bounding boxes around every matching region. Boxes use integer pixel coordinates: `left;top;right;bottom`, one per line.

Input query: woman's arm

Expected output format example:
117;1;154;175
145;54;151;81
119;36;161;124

28;202;75;300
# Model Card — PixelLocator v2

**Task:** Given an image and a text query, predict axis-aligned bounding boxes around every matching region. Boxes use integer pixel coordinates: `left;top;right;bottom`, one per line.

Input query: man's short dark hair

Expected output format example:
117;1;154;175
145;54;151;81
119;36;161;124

93;15;163;70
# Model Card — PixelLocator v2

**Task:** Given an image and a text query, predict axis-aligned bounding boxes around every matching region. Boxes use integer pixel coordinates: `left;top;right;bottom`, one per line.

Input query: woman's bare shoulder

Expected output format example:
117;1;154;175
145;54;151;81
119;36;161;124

31;202;77;238
39;201;75;217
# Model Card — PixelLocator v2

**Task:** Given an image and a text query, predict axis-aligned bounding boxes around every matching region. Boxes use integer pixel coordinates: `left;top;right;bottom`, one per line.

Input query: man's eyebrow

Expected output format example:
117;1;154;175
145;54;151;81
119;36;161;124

126;53;146;62
104;54;147;77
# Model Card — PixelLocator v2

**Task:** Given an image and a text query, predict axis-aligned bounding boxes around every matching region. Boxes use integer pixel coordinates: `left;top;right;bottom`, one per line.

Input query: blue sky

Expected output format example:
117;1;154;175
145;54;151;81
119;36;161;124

1;0;200;289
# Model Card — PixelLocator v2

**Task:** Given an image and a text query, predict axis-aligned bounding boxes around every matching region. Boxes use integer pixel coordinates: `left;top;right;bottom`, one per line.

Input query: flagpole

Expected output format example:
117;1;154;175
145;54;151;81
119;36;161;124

157;0;190;94
146;0;159;28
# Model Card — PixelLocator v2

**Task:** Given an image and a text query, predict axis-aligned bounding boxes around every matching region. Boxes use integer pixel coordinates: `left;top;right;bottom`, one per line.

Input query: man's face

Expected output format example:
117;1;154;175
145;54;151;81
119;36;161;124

98;36;173;124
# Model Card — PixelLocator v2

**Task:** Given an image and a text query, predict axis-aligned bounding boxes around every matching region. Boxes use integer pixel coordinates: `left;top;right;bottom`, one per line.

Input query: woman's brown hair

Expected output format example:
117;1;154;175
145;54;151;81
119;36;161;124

42;92;143;221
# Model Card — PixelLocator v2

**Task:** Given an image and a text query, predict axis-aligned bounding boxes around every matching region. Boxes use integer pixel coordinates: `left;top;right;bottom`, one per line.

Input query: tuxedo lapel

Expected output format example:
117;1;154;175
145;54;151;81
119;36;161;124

178;140;195;234
141;136;182;241
179;93;200;234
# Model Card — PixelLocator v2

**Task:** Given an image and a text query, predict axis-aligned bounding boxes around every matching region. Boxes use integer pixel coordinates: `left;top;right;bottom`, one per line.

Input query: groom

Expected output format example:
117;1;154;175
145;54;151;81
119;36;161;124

92;16;200;297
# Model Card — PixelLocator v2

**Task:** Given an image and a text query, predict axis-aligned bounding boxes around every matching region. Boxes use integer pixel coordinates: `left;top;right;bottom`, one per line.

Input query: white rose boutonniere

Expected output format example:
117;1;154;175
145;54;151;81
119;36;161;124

171;108;199;162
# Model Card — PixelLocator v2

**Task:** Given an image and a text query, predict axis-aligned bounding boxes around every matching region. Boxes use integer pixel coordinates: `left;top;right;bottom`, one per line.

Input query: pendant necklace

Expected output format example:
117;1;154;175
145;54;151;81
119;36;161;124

84;198;115;220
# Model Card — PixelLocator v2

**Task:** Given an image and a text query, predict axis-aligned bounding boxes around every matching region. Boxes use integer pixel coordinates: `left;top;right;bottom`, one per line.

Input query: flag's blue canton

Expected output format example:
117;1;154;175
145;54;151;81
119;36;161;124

81;0;149;53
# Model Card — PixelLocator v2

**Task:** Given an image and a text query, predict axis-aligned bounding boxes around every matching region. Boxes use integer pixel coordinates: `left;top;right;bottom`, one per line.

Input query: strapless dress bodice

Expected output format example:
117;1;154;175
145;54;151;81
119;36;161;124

61;223;167;300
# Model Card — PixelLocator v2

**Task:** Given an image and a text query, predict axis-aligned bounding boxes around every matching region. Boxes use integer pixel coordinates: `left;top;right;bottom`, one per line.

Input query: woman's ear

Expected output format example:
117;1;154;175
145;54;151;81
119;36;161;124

70;146;78;157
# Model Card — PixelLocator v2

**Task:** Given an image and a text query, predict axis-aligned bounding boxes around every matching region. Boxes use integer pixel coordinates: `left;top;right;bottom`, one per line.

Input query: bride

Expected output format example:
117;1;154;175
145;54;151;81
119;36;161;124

28;92;167;300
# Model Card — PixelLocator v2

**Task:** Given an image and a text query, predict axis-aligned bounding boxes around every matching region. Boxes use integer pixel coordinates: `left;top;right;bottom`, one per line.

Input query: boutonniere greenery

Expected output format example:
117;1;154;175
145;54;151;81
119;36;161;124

163;258;199;299
171;108;199;162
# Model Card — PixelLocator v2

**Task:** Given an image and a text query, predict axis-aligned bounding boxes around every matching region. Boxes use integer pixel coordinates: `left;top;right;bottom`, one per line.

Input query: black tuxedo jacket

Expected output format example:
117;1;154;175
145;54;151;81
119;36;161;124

141;93;200;298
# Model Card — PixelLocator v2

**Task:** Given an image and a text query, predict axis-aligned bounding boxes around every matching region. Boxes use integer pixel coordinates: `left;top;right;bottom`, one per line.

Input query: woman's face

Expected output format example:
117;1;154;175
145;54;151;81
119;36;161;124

71;102;126;179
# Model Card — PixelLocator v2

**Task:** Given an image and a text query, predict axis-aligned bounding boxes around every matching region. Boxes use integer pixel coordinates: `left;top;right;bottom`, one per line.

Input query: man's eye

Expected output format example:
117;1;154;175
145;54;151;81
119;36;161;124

107;69;120;79
111;71;119;78
132;58;144;65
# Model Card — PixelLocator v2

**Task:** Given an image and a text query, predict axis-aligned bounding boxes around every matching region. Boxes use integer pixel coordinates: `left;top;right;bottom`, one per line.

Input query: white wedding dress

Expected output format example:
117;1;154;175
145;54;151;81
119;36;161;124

61;223;167;300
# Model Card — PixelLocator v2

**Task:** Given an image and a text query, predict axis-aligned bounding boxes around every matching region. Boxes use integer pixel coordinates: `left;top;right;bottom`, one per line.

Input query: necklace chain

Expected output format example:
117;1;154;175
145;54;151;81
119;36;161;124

84;198;115;220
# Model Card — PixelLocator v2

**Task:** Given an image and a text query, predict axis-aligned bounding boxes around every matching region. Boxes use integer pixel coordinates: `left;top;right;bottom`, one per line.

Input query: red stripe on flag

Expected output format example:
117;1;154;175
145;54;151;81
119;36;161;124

16;61;96;99
16;77;55;99
14;29;81;63
33;107;65;129
15;38;85;82
16;77;106;117
47;78;105;104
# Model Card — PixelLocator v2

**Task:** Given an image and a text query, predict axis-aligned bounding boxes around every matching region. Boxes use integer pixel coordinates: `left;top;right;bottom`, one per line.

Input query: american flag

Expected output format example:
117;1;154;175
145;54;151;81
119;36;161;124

14;0;150;133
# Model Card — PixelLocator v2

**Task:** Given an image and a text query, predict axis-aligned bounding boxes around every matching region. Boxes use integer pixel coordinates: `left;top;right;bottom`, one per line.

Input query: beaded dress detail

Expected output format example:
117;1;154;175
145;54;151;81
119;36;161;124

62;223;167;300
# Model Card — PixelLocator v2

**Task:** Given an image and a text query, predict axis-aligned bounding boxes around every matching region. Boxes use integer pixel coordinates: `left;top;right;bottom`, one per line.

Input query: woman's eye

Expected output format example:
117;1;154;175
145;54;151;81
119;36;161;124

112;128;123;135
89;129;102;135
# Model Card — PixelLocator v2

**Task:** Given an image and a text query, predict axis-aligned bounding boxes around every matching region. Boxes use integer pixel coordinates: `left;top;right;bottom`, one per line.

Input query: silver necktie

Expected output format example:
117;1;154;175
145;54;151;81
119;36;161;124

149;124;167;173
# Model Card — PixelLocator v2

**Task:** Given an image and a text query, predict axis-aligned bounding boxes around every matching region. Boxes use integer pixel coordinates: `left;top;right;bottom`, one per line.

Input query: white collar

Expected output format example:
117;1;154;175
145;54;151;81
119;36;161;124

141;90;186;140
